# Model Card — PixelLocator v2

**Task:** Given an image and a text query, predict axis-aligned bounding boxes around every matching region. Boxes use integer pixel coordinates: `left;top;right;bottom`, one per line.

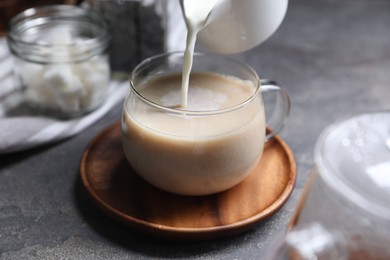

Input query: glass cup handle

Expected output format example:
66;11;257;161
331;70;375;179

260;79;291;142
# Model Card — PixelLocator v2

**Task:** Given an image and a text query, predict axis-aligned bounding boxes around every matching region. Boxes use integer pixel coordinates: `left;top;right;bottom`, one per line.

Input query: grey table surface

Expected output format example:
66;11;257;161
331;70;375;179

1;0;390;259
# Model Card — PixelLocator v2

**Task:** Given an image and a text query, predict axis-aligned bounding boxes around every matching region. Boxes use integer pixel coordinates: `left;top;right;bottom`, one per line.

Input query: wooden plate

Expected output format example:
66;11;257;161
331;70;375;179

80;122;296;240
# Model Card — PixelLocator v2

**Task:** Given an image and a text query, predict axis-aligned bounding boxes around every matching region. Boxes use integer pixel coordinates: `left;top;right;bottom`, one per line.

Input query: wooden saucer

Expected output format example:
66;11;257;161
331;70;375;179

80;122;296;240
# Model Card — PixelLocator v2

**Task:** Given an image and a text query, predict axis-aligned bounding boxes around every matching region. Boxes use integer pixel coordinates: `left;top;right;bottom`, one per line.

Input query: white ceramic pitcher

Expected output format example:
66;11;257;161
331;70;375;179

196;0;288;54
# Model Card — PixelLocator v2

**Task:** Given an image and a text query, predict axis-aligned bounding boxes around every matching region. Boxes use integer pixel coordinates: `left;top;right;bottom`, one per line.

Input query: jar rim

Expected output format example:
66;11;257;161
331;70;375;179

7;5;110;63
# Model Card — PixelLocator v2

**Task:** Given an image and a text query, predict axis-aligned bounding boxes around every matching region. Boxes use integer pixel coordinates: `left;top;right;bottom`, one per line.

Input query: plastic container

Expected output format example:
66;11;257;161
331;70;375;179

272;112;390;259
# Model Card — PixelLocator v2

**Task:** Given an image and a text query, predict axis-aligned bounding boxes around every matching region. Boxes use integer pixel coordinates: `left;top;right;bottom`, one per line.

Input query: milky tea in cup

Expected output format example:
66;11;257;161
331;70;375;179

121;52;289;196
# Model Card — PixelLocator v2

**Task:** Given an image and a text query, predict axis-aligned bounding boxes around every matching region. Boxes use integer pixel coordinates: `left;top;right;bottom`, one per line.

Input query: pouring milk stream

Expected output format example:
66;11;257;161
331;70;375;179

180;0;288;108
180;0;220;108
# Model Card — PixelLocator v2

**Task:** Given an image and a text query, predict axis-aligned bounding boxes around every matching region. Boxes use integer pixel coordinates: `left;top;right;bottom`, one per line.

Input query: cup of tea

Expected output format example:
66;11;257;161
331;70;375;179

121;52;290;196
276;112;390;259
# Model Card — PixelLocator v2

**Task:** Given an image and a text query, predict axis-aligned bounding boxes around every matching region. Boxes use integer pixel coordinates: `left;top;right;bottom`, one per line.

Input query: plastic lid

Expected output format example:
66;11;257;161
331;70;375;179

315;112;390;220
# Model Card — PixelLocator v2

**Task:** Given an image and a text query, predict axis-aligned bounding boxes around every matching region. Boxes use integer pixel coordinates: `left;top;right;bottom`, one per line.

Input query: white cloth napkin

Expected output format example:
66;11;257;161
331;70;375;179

0;37;128;154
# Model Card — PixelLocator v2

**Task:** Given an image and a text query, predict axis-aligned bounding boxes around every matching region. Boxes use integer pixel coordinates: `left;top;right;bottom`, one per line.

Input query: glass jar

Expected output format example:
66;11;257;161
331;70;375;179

7;5;111;118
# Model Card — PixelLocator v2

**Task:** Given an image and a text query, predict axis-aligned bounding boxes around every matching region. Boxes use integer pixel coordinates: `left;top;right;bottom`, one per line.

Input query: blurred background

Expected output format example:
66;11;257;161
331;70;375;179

0;0;77;37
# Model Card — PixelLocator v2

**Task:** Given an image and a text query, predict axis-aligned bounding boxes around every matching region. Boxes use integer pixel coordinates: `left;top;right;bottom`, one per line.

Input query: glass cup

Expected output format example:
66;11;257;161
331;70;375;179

121;52;290;196
275;112;390;259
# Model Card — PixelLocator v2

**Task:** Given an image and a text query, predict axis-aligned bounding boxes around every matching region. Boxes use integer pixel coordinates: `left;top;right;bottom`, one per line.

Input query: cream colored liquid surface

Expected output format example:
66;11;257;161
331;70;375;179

122;72;265;195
